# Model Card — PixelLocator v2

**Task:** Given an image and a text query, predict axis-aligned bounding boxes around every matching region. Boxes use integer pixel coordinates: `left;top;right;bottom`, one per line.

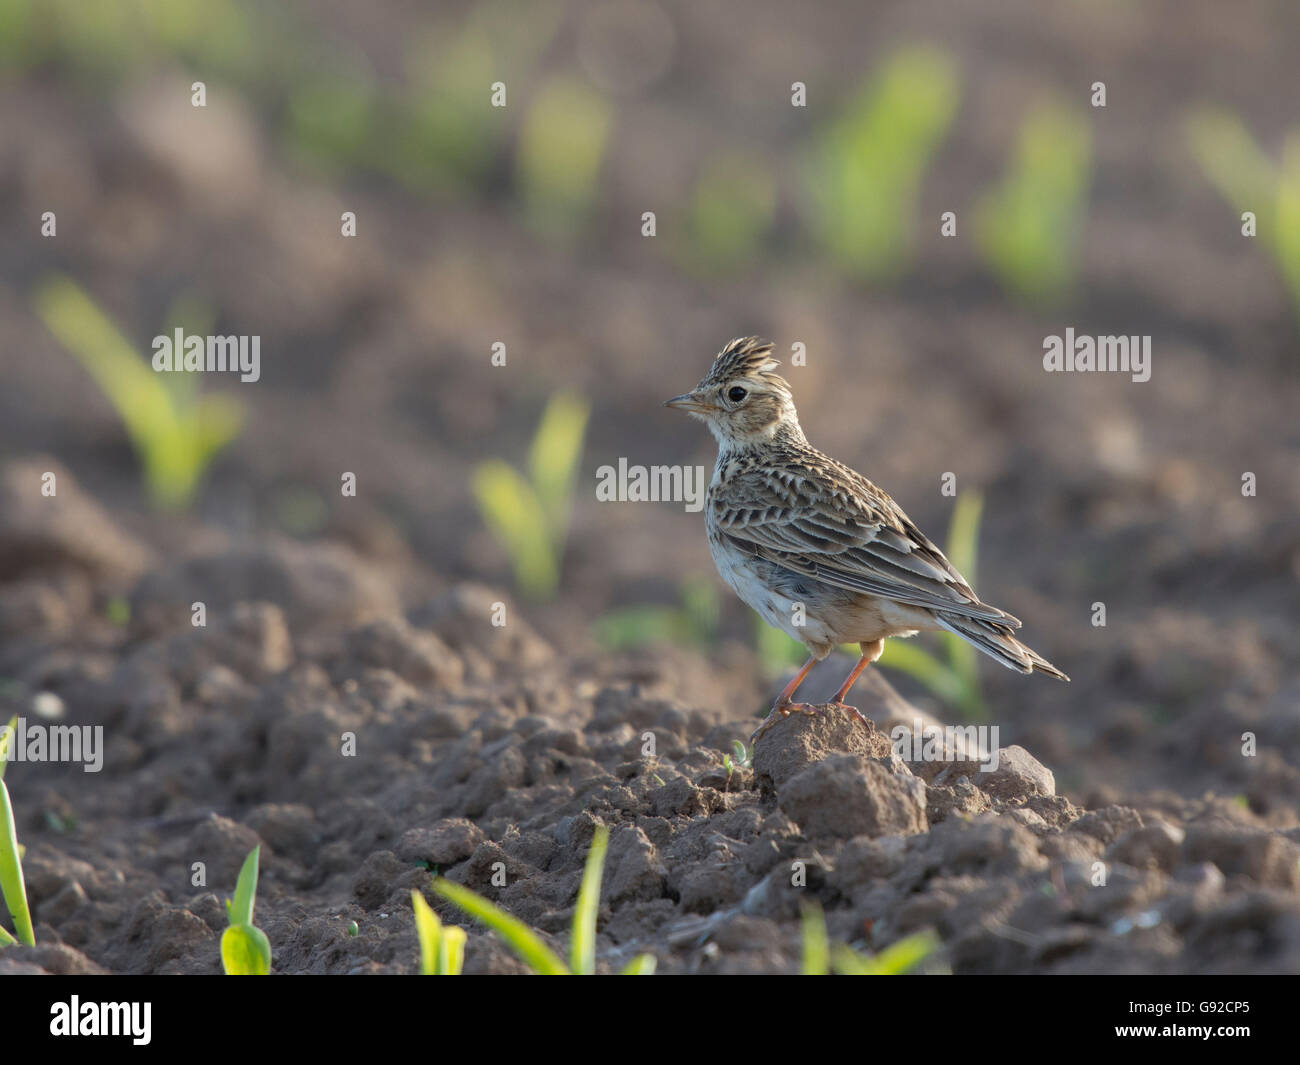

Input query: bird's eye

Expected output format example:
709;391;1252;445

727;386;747;403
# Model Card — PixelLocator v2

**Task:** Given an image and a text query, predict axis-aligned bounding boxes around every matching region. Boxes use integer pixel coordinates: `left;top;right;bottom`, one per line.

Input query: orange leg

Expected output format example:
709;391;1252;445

751;654;821;744
774;653;818;707
828;640;884;730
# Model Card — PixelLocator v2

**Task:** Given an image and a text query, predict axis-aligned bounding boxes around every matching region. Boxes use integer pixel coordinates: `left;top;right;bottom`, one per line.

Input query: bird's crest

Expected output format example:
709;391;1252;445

702;336;780;386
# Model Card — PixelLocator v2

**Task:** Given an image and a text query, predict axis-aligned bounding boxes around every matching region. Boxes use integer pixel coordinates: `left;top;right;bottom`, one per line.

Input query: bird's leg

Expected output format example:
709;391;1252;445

827;640;884;729
750;653;820;744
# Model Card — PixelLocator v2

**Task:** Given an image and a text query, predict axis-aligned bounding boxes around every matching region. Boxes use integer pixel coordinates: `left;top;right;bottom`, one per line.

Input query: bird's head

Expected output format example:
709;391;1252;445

664;336;801;448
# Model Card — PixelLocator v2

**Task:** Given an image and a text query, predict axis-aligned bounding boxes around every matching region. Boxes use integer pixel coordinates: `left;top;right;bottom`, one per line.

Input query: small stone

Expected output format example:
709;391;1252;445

396;819;485;867
974;745;1055;800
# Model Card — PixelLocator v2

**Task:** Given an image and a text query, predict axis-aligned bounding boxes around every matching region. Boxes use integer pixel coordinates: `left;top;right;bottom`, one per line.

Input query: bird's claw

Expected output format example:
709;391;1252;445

749;701;822;745
827;701;873;731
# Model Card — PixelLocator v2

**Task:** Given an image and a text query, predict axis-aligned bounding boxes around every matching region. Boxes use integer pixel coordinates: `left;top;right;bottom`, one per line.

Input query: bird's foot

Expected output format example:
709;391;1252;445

827;701;873;731
750;701;822;745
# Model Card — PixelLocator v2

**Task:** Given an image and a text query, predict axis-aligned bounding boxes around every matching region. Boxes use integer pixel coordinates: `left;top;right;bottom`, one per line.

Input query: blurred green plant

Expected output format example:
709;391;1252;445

753;492;987;719
287;2;554;197
801;903;940;975
0;0;267;80
1185;107;1300;326
681;150;777;274
806;45;959;281
411;889;466;975
221;846;271;975
593;580;719;650
973;99;1093;304
753;612;807;677
104;595;132;626
34;276;243;509
517;76;613;239
472;391;589;600
431;826;656;975
0;714;35;948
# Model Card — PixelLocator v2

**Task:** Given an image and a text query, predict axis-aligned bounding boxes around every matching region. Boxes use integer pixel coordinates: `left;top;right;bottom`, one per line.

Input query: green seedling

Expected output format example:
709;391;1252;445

680;149;777;274
221;846;271;975
753;611;810;677
517;76;612;239
472;391;589;600
974;99;1093;304
800;901;830;975
1185;107;1300;327
594;580;719;651
0;715;34;948
104;596;131;626
806;45;959;281
431;826;655;975
411;890;466;974
33;276;243;509
730;740;753;771
801;902;940;975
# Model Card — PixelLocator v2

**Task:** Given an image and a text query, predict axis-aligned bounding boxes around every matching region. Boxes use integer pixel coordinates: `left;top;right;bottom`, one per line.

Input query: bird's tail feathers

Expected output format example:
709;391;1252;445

935;614;1070;682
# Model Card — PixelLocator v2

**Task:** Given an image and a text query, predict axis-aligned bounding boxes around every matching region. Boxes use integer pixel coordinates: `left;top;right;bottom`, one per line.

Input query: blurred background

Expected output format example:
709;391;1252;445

2;0;1298;805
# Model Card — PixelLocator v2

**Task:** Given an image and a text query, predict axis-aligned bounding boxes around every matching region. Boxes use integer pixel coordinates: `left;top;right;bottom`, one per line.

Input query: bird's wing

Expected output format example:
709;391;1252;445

711;456;1020;626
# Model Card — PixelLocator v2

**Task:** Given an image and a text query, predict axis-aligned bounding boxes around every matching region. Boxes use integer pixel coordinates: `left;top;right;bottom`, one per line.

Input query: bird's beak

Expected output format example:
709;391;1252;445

664;391;712;414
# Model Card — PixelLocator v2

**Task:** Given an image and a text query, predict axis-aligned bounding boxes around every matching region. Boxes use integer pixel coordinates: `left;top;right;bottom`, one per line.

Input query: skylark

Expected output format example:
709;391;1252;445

666;336;1068;743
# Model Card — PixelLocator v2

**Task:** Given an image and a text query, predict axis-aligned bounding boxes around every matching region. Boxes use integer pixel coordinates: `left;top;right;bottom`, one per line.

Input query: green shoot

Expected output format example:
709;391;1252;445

973;99;1093;304
221;846;271;975
801;903;939;975
753;614;808;677
431;826;656;974
527;391;590;545
472;391;589;600
0;714;34;948
430;878;569;975
619;954;657;975
593;580;719;650
33;275;243;509
806;45;959;280
516;77;612;239
569;823;607;975
730;740;753;770
681;150;777;274
411;890;466;975
831;930;941;975
801;903;830;975
1185;107;1300;326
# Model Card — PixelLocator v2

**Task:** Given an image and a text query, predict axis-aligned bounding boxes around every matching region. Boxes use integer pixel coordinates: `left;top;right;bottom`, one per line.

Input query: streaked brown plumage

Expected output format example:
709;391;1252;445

666;336;1068;742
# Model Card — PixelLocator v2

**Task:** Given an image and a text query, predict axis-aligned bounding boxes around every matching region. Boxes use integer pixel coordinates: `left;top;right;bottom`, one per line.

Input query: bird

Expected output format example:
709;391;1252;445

665;336;1068;744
